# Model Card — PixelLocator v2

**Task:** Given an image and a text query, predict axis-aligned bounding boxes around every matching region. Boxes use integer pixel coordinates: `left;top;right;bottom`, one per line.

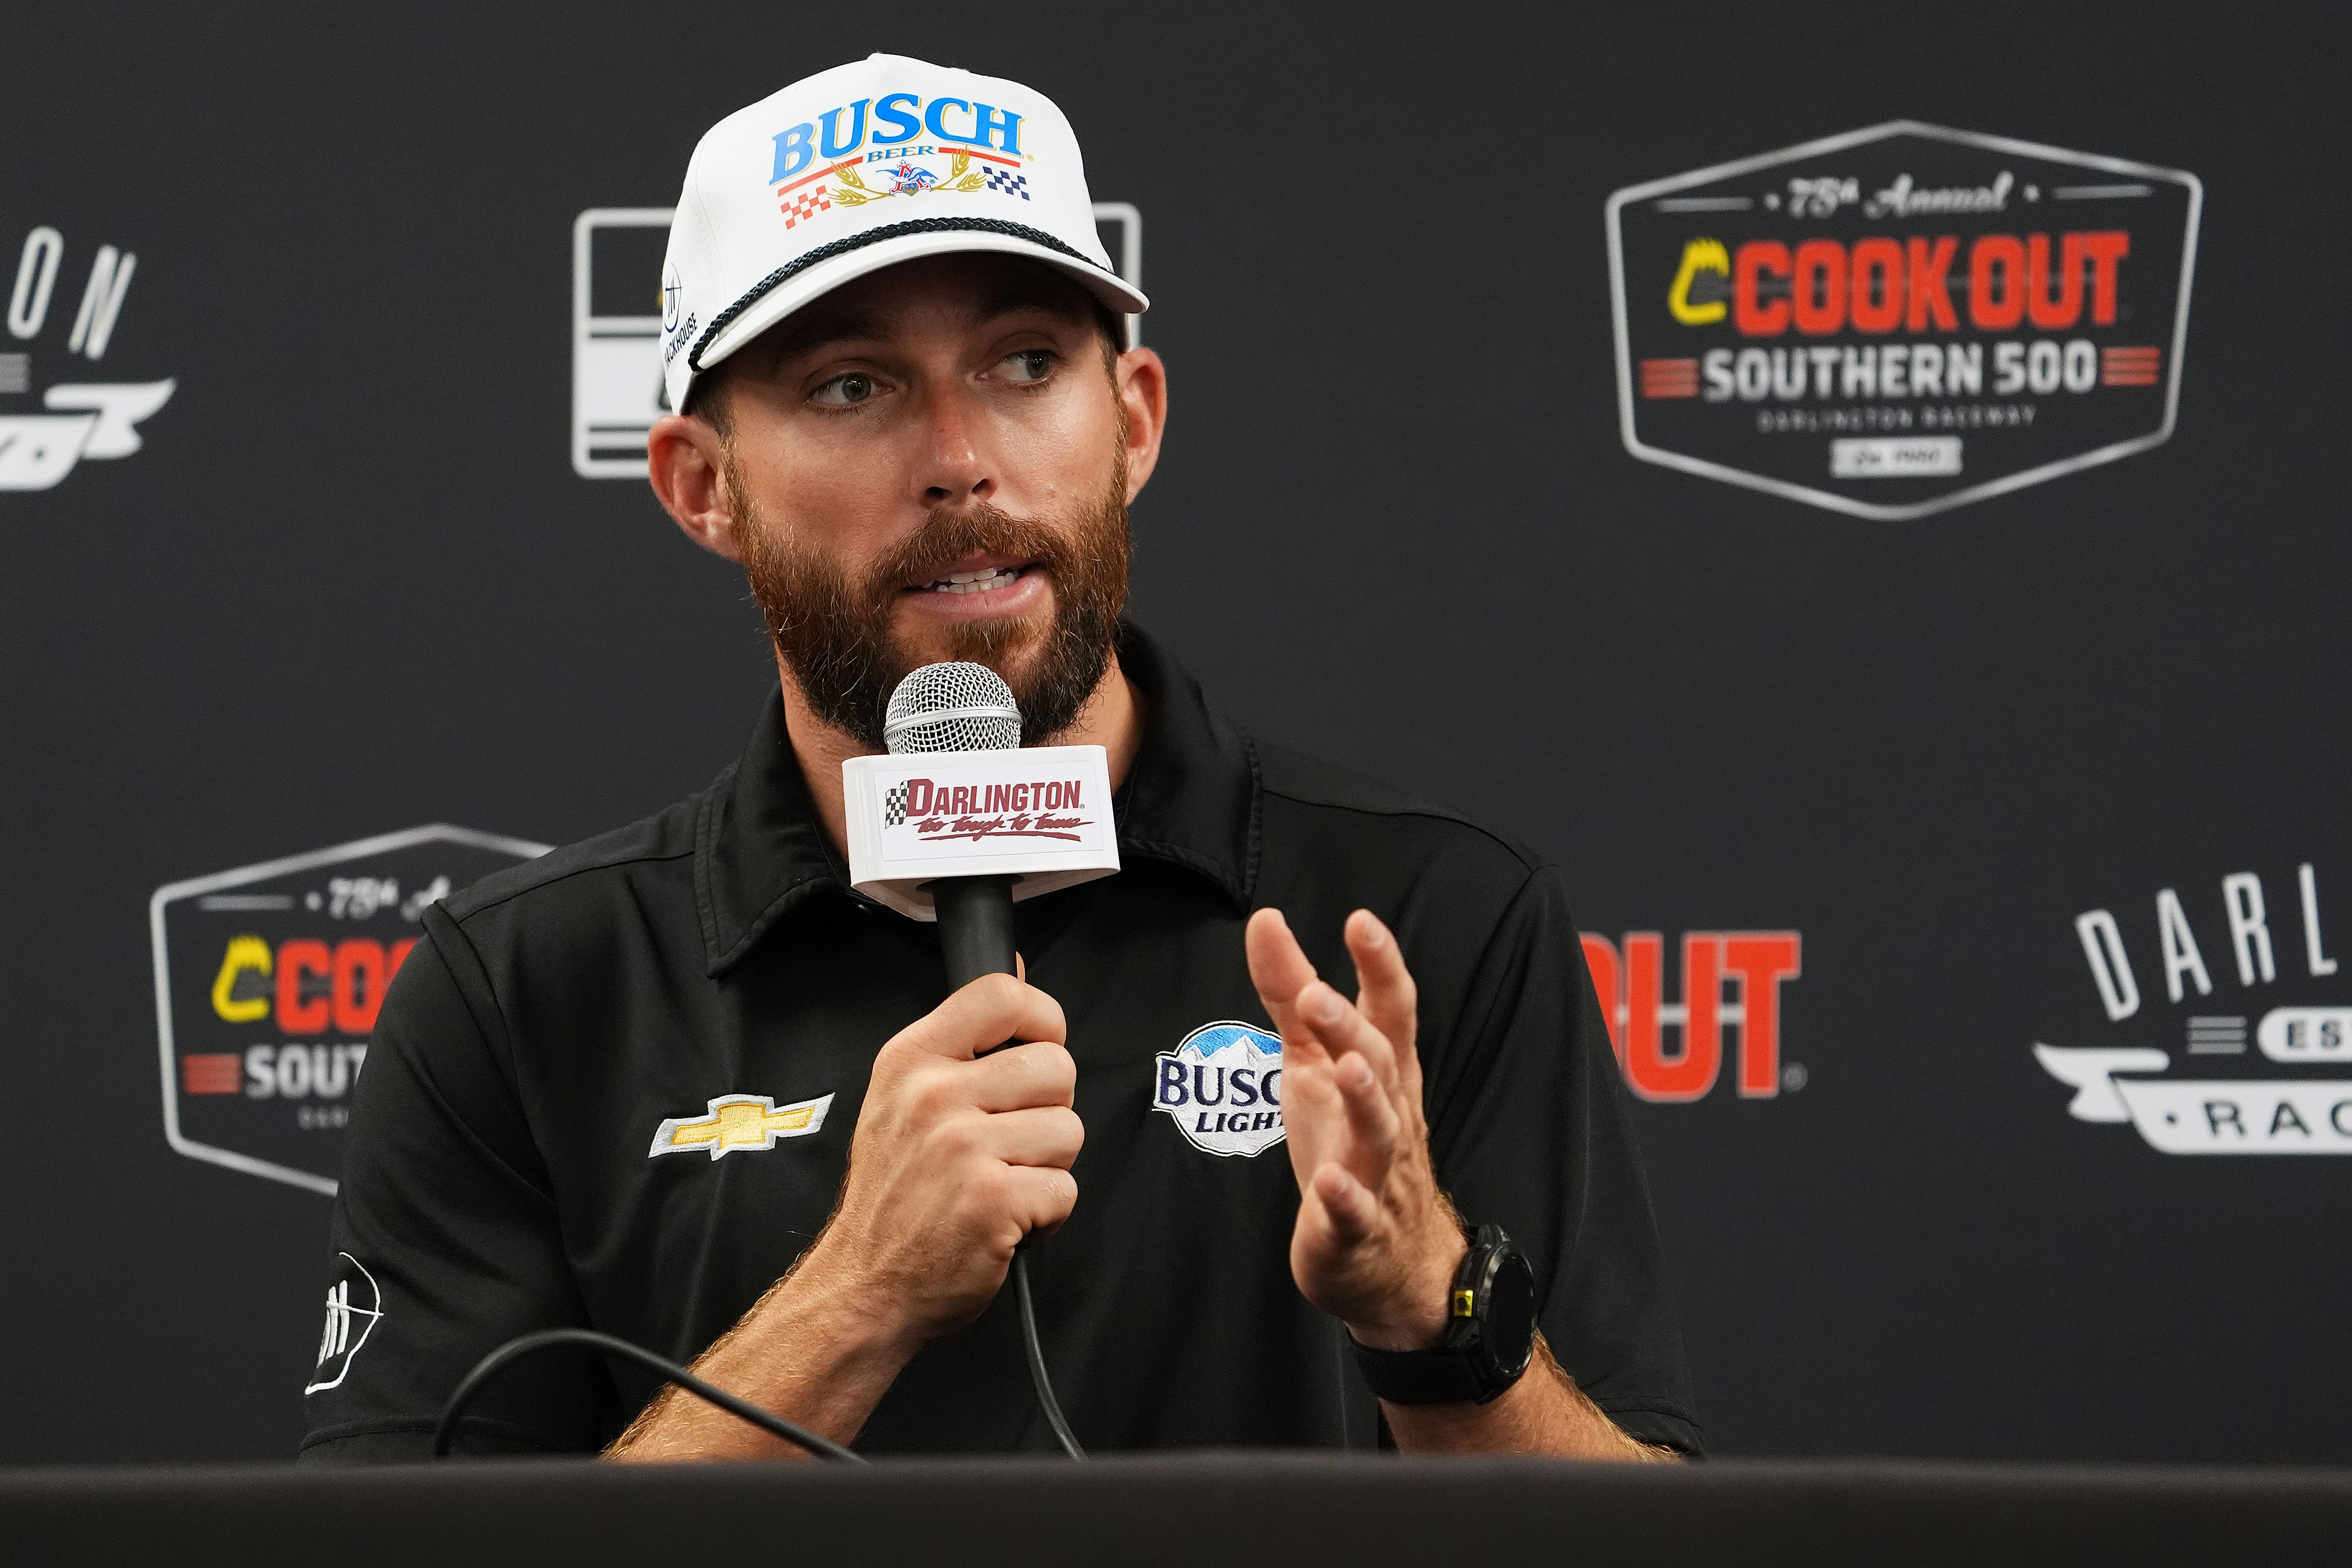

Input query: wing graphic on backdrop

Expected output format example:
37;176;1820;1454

1;225;175;490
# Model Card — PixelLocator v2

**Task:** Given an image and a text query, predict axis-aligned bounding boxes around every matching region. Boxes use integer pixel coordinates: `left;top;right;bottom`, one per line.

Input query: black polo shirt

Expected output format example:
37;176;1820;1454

297;624;1700;1461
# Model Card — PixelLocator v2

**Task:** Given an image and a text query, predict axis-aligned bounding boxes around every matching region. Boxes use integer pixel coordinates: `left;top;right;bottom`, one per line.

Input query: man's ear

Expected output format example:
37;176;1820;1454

1114;346;1168;504
647;411;747;563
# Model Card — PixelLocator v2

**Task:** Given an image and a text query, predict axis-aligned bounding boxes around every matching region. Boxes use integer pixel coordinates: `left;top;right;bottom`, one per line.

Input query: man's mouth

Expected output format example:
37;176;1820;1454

909;560;1037;595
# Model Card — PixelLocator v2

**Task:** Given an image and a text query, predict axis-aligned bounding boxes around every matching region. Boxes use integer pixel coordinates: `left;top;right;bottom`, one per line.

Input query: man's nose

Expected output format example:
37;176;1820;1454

913;385;995;507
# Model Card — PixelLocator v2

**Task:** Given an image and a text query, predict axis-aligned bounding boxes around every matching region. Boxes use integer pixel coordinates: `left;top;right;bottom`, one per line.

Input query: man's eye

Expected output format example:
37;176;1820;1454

1000;350;1054;383
811;373;878;406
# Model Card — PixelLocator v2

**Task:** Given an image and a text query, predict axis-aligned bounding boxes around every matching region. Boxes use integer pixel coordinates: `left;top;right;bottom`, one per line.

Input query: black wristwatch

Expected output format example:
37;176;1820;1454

1349;1223;1538;1406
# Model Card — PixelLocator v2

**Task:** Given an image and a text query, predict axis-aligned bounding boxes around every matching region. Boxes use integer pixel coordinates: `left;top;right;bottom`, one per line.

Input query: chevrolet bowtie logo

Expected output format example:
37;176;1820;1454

648;1092;836;1161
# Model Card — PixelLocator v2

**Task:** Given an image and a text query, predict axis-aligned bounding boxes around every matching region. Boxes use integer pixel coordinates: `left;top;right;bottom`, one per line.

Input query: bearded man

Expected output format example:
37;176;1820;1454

299;55;1699;1465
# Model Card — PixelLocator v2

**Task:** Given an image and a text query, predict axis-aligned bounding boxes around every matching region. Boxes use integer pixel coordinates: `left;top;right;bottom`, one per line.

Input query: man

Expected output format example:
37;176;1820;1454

298;54;1698;1463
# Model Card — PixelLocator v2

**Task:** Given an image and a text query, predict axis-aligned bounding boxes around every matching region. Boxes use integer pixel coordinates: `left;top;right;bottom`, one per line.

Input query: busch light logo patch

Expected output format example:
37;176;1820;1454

1153;1021;1285;1158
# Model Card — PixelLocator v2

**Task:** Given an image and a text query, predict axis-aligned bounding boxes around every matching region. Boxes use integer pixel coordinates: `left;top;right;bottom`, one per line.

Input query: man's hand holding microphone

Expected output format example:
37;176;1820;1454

608;968;1081;1461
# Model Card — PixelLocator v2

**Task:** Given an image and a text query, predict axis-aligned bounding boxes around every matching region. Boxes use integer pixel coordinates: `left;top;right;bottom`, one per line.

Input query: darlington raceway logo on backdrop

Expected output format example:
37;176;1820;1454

151;825;548;1195
2;224;173;490
2034;860;2348;1154
1606;122;2200;520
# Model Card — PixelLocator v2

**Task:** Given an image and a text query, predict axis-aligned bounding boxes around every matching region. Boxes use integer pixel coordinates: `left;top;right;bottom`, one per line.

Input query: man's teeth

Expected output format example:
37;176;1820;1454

922;567;1022;594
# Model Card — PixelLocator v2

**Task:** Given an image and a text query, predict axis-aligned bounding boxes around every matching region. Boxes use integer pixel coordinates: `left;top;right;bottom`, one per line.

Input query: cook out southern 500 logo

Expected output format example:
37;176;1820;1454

1606;122;2199;519
2034;858;2347;1154
152;824;548;1195
1585;931;1805;1101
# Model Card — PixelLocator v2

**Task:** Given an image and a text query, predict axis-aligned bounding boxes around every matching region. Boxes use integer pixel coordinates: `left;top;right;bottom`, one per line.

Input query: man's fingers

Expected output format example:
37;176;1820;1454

1309;1162;1379;1246
1297;978;1401;1096
1334;1050;1400;1170
1003;1164;1080;1238
896;972;1066;1062
964;1039;1078;1112
1345;910;1419;1074
1245;907;1318;1032
980;1104;1085;1169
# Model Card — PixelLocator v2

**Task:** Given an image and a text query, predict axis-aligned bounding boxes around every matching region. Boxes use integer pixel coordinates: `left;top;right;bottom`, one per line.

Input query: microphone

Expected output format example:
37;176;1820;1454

883;662;1023;989
847;660;1105;1460
839;662;1121;952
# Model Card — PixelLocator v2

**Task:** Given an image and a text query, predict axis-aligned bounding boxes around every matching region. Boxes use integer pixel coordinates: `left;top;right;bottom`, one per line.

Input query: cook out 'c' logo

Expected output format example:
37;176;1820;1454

2034;858;2348;1155
1153;1021;1285;1158
1606;121;2200;520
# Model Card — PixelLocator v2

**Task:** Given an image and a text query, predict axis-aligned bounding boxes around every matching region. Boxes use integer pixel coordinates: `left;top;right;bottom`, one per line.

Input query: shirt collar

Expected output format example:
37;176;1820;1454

695;621;1261;977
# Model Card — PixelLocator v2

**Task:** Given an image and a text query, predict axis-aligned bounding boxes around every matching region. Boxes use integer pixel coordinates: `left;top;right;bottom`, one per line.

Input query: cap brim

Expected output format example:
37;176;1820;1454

693;227;1149;379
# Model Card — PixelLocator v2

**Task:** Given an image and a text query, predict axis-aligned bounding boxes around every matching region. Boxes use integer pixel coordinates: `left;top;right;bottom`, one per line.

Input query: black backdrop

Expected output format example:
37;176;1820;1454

3;2;2346;1466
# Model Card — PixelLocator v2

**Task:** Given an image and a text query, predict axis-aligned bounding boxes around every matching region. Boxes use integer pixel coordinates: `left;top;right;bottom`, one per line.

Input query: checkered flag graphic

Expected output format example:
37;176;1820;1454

982;169;1030;200
781;188;833;228
884;783;911;828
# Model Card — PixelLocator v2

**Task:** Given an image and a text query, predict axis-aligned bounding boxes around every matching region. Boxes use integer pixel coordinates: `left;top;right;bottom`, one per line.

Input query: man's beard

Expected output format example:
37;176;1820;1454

737;469;1132;753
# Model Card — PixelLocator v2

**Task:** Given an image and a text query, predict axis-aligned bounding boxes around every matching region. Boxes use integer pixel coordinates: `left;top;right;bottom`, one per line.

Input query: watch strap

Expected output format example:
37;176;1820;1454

1348;1223;1522;1407
1348;1338;1490;1406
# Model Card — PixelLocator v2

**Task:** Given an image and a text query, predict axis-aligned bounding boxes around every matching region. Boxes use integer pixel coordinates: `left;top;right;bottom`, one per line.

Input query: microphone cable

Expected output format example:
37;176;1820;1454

1013;1248;1085;1459
430;1327;862;1463
431;1268;1087;1463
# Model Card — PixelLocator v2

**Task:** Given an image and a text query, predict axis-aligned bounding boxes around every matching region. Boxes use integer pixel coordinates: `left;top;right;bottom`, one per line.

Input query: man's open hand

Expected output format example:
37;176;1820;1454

1245;908;1466;1350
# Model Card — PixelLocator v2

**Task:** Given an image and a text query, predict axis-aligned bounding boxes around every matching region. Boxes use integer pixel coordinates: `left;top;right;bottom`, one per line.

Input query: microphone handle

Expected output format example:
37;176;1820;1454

933;873;1018;989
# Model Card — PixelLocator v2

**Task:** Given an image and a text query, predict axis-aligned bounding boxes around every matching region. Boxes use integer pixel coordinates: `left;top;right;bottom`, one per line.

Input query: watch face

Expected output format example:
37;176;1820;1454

1484;1249;1539;1379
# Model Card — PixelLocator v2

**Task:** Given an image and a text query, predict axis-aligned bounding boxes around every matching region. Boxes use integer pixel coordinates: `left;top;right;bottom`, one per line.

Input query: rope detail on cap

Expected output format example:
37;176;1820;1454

688;218;1101;374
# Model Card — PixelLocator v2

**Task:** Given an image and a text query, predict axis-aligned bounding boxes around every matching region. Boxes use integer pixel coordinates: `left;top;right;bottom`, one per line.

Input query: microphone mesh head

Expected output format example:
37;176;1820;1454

883;662;1022;754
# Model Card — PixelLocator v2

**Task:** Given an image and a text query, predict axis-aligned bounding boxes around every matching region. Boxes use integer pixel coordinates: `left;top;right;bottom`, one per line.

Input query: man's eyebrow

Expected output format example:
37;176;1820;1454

759;285;1087;370
762;307;893;368
963;285;1091;330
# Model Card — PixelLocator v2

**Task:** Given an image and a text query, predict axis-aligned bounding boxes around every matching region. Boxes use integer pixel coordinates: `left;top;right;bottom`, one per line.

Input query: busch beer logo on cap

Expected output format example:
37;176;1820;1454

1153;1021;1285;1158
1607;121;2200;520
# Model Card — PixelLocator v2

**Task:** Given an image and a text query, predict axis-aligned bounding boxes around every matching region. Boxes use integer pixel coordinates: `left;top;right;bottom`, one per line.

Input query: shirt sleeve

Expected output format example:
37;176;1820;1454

1422;864;1704;1456
296;908;616;1462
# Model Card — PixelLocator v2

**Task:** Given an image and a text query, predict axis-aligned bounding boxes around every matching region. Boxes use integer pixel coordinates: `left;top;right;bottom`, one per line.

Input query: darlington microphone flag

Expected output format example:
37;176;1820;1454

841;745;1120;920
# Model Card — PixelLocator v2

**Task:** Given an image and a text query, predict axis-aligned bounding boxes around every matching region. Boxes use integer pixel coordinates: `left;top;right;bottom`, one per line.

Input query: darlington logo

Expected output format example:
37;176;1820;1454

152;824;548;1195
883;775;1094;844
1606;122;2200;520
2;223;174;490
2035;859;2348;1154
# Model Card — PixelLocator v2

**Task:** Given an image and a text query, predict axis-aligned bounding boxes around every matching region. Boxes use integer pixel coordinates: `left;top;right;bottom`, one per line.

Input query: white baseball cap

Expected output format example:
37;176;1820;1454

659;54;1150;414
